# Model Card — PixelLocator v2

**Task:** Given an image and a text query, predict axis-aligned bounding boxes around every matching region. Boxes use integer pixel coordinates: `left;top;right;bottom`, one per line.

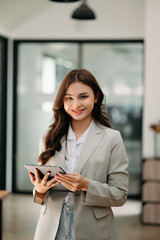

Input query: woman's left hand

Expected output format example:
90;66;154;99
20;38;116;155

56;172;89;192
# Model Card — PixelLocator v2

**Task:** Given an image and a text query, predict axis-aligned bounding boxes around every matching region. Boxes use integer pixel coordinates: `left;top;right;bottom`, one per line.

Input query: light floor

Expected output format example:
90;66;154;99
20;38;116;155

2;194;160;240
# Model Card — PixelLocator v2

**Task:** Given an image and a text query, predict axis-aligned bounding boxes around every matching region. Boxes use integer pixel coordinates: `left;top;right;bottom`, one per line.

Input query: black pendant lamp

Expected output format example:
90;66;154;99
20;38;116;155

71;0;96;20
49;0;80;2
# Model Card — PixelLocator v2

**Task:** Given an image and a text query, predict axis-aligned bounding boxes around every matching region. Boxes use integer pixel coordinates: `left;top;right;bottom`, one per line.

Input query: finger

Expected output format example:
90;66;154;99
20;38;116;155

47;177;57;185
59;180;77;192
57;177;71;185
57;177;76;190
28;172;35;183
49;181;59;188
42;172;51;184
60;172;79;176
67;172;79;176
57;173;76;181
35;169;41;183
57;174;81;192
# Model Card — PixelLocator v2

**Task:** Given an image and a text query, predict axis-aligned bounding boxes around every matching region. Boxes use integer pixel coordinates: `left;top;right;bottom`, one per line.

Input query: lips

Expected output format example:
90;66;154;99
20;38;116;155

72;109;85;114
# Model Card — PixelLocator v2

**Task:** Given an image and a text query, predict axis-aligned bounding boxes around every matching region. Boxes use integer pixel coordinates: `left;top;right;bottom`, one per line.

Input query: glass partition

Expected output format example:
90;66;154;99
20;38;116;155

15;42;79;191
82;43;144;196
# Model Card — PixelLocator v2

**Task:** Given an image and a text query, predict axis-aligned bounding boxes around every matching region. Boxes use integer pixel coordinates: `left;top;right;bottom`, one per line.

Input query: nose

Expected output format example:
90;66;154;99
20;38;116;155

73;99;82;108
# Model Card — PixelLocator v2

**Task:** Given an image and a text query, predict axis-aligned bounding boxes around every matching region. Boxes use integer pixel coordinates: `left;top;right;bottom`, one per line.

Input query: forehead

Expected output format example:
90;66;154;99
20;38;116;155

66;81;94;94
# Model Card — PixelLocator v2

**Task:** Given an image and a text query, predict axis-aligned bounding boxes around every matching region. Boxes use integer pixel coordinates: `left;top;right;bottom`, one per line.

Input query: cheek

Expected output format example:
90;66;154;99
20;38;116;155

86;98;95;108
64;102;70;112
63;103;67;112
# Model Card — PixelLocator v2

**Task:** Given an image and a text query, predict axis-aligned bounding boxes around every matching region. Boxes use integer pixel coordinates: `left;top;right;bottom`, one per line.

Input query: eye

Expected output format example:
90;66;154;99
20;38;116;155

80;95;88;99
65;96;73;101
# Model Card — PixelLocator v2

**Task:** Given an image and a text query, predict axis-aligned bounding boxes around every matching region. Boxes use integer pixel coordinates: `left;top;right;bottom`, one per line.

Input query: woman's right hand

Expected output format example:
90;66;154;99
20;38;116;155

28;168;59;194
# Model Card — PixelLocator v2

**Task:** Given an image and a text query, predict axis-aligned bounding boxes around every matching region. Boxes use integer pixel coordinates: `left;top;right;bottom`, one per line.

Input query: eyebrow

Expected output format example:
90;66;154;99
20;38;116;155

65;92;89;96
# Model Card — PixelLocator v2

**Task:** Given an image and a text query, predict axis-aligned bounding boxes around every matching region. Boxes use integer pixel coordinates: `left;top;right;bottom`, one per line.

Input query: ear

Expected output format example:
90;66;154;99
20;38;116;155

94;91;100;103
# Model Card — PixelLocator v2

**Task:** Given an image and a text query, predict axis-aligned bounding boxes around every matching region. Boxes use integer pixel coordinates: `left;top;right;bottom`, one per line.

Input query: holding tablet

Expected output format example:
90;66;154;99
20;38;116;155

24;164;66;180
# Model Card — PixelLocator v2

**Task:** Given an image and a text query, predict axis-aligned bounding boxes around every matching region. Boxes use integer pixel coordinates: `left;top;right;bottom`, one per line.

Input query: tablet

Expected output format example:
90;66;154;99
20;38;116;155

24;164;66;180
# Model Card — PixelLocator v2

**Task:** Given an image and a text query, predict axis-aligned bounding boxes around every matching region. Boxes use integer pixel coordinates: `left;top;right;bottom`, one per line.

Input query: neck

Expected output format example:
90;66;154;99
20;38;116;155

71;117;92;137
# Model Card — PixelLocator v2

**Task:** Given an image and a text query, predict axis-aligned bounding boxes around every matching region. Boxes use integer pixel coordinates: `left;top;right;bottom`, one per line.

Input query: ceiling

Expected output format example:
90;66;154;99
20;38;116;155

0;0;145;38
0;0;53;31
0;0;145;32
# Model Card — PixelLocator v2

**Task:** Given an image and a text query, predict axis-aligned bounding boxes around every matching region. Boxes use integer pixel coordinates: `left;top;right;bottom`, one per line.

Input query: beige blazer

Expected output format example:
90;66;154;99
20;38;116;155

33;121;129;240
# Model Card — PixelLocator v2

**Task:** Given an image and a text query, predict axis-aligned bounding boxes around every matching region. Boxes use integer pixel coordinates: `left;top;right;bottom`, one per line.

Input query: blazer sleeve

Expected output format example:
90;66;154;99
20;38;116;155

33;135;49;205
82;131;129;207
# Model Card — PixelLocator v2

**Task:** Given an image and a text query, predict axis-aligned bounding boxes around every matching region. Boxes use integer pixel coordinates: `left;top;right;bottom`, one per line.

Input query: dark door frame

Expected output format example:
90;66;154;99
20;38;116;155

0;36;8;189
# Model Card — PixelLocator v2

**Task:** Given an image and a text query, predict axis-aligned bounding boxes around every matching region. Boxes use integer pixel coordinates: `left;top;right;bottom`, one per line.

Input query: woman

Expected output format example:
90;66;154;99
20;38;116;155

28;69;129;240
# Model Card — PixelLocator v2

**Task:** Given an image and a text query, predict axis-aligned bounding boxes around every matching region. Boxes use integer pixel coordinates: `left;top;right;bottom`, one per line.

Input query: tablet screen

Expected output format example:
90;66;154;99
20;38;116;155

24;164;66;179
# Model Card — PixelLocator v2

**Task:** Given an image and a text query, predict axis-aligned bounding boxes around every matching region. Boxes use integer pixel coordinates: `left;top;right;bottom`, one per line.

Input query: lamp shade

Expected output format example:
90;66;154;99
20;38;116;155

49;0;80;2
71;2;96;20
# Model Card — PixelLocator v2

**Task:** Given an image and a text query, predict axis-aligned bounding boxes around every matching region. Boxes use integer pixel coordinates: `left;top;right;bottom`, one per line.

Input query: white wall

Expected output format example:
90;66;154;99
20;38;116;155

11;0;144;39
143;0;160;157
0;27;10;38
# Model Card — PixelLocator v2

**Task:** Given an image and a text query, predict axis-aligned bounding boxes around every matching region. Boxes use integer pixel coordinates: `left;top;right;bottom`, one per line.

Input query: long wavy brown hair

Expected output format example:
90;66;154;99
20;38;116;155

38;68;111;165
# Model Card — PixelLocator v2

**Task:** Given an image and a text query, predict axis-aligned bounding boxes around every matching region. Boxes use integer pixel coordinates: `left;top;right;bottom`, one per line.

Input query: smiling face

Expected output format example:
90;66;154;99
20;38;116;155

63;81;98;125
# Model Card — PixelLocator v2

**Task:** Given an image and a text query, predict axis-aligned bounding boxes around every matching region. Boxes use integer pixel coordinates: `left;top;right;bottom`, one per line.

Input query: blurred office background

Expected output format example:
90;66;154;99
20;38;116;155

0;0;160;239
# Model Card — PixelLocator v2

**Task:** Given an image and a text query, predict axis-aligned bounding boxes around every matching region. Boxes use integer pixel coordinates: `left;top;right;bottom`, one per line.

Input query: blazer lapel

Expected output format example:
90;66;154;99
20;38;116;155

75;121;104;174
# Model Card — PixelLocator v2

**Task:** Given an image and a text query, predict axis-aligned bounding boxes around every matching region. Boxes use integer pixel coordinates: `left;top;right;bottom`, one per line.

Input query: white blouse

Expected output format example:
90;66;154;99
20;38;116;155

64;121;92;205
